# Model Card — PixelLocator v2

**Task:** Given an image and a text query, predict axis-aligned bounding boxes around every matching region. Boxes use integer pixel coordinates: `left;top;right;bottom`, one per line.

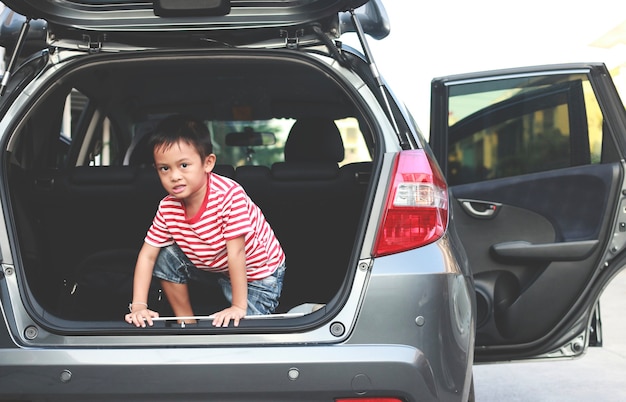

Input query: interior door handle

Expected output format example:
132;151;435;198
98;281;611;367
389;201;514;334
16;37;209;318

459;199;501;219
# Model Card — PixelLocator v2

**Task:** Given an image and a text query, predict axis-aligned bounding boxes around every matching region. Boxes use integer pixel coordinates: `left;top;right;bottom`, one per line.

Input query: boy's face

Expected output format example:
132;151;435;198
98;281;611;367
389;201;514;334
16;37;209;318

153;140;216;203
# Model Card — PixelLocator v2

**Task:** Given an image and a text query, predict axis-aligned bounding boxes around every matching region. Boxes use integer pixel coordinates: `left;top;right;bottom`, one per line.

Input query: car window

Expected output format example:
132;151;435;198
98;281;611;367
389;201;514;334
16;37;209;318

446;74;605;185
45;82;372;169
51;88;124;168
208;117;370;167
35;88;372;170
121;115;370;168
79;115;124;166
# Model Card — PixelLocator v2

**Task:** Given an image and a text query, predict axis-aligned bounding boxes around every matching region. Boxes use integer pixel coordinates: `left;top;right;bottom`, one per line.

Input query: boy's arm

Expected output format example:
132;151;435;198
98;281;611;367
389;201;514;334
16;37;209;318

212;235;247;327
125;242;161;327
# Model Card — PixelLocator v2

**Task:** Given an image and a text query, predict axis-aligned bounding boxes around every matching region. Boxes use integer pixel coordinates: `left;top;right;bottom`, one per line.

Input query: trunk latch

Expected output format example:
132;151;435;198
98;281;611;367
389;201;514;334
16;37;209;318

81;34;107;53
280;29;303;49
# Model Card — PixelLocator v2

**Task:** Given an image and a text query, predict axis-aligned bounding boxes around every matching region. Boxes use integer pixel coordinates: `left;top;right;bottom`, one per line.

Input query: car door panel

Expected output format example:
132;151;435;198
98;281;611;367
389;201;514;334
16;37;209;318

430;63;626;361
451;163;619;344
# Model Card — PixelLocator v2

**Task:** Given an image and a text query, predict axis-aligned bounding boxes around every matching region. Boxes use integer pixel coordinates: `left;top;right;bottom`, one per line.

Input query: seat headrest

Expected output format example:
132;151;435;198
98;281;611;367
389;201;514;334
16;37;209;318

271;161;339;181
284;118;344;163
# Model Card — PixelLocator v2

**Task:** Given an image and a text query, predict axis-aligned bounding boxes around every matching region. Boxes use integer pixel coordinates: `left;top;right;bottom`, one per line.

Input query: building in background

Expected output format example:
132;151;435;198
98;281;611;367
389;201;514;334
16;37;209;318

592;20;626;99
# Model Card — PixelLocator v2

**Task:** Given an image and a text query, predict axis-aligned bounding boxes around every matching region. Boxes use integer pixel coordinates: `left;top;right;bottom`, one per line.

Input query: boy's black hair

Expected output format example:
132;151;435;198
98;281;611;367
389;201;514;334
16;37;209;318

149;114;213;160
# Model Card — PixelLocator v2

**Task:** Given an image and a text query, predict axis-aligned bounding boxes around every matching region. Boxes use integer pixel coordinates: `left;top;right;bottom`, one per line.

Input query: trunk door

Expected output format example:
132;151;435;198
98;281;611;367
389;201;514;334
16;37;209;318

0;0;387;47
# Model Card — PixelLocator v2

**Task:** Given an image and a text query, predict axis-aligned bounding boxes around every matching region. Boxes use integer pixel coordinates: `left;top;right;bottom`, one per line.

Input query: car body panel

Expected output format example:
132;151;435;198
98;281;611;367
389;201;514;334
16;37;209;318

0;36;474;401
0;1;467;400
0;345;436;401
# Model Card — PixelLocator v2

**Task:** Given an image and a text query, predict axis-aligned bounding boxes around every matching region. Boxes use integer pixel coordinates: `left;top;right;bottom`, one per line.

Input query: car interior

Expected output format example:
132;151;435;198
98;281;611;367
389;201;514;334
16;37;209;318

4;51;377;326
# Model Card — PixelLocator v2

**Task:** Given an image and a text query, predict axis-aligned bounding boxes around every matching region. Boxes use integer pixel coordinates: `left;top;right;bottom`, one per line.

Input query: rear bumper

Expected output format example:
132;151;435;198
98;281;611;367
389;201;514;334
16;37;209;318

0;240;473;402
0;344;448;401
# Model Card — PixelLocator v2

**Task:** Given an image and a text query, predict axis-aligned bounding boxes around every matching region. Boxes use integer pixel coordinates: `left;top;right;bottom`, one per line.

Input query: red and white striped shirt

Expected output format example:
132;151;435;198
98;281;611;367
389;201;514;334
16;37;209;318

145;173;285;281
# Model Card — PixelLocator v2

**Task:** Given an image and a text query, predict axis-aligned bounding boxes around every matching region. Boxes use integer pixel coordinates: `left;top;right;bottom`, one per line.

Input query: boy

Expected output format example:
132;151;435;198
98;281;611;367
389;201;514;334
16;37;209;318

125;114;286;328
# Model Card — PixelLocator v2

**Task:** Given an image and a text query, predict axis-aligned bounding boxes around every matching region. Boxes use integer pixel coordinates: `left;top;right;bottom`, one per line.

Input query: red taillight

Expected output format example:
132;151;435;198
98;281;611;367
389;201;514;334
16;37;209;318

373;150;448;257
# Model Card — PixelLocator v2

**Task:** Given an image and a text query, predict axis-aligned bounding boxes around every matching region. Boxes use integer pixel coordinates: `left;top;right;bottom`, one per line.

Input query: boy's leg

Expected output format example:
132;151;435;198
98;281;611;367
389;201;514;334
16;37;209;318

218;262;286;315
153;244;197;323
160;281;196;324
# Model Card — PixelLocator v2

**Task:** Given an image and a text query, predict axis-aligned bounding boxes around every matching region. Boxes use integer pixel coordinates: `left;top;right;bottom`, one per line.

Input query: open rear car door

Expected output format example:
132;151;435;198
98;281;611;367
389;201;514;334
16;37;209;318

430;63;626;362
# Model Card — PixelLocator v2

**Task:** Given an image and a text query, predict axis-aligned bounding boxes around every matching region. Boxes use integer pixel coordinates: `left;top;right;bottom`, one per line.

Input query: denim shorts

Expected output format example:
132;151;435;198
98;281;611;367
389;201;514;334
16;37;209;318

152;244;285;315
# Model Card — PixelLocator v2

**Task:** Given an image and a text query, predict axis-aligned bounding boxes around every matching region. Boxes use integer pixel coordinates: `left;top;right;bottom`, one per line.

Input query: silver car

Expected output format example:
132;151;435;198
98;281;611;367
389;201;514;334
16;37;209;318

0;1;623;401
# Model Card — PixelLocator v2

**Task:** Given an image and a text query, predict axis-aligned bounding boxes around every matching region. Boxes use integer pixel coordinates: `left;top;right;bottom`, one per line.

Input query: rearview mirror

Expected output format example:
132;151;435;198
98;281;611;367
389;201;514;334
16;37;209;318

225;128;276;147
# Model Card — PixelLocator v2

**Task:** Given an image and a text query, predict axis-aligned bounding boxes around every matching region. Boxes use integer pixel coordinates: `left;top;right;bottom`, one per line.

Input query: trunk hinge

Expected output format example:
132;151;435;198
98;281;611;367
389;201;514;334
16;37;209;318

348;9;410;150
81;34;107;54
280;29;303;49
0;17;32;97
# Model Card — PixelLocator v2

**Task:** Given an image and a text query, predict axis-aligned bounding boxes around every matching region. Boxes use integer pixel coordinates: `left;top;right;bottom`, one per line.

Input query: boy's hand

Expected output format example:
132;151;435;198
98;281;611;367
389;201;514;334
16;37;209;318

212;305;247;327
125;308;160;328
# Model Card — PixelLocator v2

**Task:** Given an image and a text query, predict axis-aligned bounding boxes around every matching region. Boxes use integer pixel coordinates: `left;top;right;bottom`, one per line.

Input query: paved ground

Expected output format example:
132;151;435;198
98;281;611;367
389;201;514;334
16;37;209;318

473;269;626;401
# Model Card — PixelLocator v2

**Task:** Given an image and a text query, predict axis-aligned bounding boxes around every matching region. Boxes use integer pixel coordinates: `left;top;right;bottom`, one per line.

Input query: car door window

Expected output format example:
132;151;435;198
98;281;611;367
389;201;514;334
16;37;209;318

446;74;606;185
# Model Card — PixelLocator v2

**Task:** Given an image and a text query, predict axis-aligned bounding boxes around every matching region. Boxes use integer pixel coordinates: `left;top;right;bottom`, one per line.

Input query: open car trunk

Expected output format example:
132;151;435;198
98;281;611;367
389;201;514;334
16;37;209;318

5;49;376;330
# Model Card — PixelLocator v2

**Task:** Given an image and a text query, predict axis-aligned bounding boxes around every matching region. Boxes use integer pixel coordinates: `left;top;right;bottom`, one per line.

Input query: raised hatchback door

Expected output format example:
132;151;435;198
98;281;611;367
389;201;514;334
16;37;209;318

0;0;385;47
430;63;626;362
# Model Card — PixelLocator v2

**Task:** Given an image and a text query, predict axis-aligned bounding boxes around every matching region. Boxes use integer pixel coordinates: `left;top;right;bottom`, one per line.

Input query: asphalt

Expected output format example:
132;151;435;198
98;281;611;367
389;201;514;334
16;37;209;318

473;269;626;401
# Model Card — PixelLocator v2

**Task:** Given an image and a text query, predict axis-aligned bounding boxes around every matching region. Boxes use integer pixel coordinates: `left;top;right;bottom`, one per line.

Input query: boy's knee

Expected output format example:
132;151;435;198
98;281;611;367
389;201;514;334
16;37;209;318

153;245;193;284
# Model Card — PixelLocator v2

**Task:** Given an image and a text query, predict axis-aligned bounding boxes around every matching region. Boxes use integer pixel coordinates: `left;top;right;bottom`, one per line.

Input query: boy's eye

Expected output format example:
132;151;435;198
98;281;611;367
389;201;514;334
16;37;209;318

158;166;169;172
181;163;189;168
